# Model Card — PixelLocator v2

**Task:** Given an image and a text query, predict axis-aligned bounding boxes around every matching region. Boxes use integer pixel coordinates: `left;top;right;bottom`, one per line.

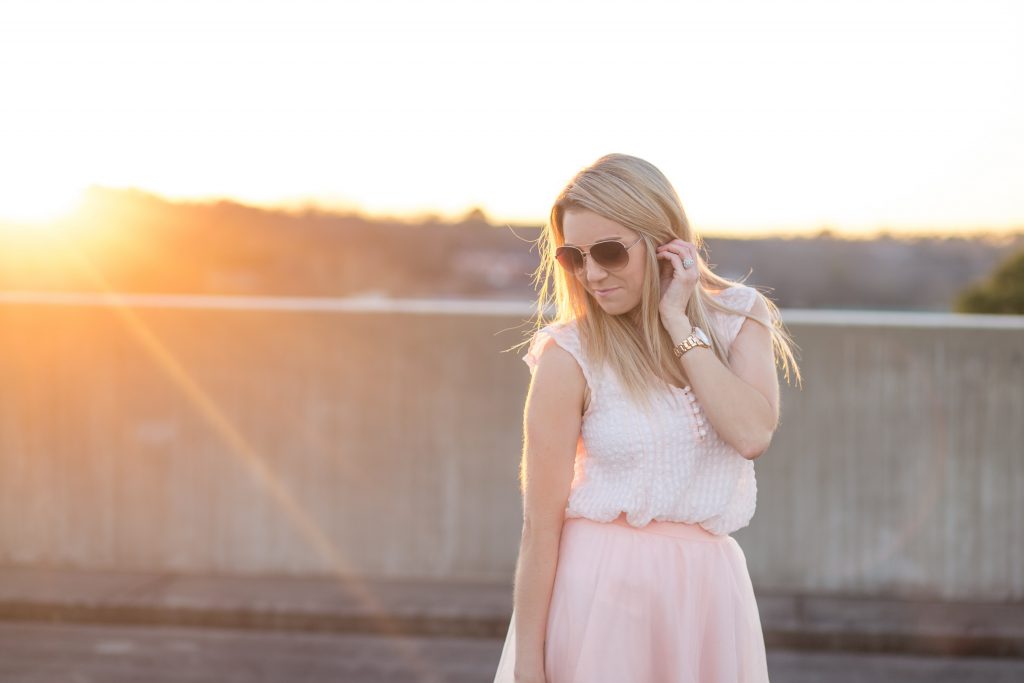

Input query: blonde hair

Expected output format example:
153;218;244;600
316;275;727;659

519;153;802;413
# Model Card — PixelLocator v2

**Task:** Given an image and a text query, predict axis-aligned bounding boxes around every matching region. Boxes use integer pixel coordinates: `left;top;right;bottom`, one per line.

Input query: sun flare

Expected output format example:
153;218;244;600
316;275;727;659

0;181;86;225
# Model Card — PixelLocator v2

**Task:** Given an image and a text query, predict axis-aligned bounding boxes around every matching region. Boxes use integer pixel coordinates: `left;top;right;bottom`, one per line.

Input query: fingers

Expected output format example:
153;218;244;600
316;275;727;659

656;240;700;270
657;248;684;274
656;240;692;255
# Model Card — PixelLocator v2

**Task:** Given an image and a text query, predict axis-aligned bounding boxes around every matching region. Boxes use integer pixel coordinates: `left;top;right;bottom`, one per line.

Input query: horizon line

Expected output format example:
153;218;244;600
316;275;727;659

2;183;1023;242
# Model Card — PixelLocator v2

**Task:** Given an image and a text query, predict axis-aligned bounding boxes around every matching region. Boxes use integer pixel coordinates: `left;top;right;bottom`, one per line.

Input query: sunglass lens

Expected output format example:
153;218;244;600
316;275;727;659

591;241;629;269
555;247;584;272
555;241;631;273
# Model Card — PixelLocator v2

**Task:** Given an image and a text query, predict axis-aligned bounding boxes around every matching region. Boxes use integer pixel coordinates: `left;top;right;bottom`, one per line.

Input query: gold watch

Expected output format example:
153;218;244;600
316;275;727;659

672;326;711;358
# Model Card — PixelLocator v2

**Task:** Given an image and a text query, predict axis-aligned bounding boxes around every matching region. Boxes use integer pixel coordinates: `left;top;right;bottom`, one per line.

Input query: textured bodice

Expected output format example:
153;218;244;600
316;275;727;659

522;285;762;535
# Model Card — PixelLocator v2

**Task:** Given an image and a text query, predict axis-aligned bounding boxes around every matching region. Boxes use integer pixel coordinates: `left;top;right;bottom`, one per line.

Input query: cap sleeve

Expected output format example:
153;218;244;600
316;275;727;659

522;320;597;388
709;285;761;349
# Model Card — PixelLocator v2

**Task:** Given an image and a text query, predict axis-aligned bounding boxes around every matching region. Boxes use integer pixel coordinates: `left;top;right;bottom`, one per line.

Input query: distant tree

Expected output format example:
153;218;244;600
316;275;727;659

461;207;490;225
953;247;1024;314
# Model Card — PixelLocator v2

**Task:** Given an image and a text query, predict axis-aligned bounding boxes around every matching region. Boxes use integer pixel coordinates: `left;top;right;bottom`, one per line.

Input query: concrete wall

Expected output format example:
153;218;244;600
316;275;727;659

1;292;1022;600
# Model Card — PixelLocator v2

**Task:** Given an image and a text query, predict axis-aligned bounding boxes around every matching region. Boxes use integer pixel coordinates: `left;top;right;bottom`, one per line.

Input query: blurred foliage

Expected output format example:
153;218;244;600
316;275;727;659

953;248;1024;314
3;187;1023;309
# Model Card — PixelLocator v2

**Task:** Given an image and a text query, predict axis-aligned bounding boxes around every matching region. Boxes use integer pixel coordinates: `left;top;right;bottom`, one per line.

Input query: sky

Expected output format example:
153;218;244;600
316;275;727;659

1;0;1022;236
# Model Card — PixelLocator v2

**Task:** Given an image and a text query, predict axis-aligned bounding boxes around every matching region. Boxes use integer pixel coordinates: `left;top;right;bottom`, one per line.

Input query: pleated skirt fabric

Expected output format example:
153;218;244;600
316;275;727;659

493;513;770;682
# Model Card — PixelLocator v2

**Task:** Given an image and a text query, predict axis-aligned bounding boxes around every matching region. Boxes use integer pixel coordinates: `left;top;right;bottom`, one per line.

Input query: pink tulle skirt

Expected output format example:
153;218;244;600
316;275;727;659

493;512;770;682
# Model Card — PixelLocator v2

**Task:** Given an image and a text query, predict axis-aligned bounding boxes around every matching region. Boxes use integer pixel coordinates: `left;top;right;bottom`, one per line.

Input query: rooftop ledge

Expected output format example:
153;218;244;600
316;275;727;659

1;290;1022;330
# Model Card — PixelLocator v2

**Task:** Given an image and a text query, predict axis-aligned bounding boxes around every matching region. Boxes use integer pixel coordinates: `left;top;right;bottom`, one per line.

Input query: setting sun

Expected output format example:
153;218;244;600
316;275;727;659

0;181;85;224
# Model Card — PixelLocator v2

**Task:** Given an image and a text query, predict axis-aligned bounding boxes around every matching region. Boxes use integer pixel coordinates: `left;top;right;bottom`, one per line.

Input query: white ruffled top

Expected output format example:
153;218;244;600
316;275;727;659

522;284;762;535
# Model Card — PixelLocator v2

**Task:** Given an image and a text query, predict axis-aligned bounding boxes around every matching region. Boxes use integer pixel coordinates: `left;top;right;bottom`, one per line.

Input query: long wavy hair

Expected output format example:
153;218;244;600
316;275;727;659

518;153;802;413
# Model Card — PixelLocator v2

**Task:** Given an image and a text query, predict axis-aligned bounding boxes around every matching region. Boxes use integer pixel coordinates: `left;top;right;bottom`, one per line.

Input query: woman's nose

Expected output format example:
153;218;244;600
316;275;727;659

584;255;608;281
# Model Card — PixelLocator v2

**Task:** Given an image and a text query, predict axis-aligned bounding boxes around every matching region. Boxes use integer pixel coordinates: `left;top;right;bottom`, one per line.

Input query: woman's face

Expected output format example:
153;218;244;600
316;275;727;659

561;208;648;316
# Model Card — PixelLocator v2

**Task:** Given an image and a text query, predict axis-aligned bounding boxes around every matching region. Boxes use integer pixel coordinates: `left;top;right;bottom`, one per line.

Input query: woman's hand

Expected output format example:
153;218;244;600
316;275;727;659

656;239;701;326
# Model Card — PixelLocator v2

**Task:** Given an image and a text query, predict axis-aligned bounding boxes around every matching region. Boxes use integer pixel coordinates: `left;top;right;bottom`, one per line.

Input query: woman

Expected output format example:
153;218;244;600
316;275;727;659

493;153;802;682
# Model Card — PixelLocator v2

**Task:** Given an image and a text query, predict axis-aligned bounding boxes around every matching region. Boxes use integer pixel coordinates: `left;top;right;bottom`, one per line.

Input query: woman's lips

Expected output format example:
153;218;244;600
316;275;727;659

594;287;620;297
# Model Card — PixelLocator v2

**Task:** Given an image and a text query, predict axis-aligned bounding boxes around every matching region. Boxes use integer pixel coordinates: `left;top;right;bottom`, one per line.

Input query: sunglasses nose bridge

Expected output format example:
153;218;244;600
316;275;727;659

570;246;592;273
581;248;610;278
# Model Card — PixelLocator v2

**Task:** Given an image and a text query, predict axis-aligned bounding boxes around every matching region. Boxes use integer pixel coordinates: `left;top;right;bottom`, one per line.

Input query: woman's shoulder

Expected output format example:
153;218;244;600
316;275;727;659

705;284;763;346
546;316;582;332
538;317;585;346
523;318;584;373
707;283;758;306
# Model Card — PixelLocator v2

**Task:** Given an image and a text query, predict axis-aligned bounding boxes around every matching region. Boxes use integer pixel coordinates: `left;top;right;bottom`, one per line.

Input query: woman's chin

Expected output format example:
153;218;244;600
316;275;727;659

595;300;637;316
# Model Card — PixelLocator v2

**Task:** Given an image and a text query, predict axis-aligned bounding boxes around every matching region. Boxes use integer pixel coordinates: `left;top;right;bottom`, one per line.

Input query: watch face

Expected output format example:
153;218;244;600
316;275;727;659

694;327;710;345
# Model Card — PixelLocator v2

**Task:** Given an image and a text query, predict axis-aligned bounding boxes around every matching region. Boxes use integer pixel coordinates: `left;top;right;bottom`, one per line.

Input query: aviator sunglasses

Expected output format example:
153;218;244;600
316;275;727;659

555;235;644;274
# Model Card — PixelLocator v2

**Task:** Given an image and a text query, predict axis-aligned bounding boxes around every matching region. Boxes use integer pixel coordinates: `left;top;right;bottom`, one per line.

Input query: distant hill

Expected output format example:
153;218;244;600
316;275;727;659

1;186;1021;311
